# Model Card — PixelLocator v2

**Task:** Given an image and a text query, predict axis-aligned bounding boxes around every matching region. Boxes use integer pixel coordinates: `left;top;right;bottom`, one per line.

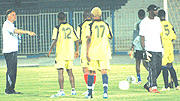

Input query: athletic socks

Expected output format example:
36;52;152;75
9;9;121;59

102;74;108;94
137;74;141;82
152;86;157;90
93;73;96;84
84;73;88;85
71;88;75;91
60;89;64;92
87;75;94;96
85;73;96;90
162;66;168;88
162;66;179;88
168;66;179;87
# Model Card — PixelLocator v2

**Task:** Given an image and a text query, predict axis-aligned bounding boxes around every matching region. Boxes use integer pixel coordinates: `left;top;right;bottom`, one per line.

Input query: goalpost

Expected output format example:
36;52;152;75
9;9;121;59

163;0;168;21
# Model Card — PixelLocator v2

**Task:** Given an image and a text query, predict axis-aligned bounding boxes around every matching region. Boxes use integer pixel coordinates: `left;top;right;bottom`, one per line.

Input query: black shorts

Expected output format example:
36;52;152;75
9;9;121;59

134;50;144;60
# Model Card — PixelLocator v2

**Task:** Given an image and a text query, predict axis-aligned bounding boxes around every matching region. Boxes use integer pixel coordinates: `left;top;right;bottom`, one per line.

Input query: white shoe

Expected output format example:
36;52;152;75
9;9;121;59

103;93;108;99
175;86;180;90
82;90;94;95
85;94;93;99
71;90;76;95
50;91;65;98
161;87;170;91
82;90;88;95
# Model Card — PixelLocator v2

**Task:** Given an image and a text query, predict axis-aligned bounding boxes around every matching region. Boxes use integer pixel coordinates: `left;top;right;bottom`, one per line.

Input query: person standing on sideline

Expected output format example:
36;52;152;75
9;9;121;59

76;10;96;94
2;9;36;94
158;9;180;91
139;4;163;93
130;9;147;84
48;12;79;98
86;7;113;99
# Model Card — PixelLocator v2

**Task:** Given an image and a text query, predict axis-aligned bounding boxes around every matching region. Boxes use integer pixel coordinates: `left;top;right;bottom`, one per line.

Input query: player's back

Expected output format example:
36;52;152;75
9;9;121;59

52;22;78;60
88;20;113;60
77;20;92;59
133;20;142;40
160;20;177;45
133;20;143;50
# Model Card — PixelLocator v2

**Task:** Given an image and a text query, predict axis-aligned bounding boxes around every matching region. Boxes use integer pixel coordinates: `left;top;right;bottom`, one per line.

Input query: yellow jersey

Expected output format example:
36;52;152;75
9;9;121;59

77;20;92;59
87;19;113;60
52;22;78;60
160;20;177;46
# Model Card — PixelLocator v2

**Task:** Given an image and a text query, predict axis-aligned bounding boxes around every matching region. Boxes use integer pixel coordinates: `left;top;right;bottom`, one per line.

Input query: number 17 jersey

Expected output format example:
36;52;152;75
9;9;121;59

52;22;78;60
87;19;113;60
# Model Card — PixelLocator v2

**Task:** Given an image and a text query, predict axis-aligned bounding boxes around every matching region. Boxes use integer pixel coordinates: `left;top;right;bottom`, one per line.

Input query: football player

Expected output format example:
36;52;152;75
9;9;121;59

48;12;79;98
76;10;96;94
130;9;148;84
158;9;180;91
140;4;162;93
86;7;113;99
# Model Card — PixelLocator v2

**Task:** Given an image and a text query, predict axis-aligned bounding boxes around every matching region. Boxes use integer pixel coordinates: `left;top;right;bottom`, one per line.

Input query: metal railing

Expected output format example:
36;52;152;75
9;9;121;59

0;7;179;55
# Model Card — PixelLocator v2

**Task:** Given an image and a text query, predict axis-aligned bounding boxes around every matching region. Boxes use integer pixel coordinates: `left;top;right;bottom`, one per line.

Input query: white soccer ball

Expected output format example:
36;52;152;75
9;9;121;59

127;76;136;84
119;81;129;90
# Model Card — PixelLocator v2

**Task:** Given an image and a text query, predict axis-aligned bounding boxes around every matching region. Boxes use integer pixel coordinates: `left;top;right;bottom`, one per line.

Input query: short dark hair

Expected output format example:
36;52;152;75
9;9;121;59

6;9;15;16
158;9;165;18
58;12;66;21
83;10;91;18
138;9;145;18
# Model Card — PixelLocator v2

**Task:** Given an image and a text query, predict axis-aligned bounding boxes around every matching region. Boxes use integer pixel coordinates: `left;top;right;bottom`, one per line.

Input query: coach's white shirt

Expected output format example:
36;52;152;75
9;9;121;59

2;19;18;53
139;16;163;52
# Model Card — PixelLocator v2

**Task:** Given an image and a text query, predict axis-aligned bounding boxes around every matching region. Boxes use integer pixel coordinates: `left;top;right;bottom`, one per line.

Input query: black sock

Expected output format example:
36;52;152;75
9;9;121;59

168;66;179;87
87;75;94;96
102;74;108;94
162;66;168;88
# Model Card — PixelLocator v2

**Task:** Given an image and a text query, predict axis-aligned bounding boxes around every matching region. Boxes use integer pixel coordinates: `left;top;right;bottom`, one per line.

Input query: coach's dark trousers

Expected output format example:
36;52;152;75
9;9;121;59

147;52;162;87
4;52;17;93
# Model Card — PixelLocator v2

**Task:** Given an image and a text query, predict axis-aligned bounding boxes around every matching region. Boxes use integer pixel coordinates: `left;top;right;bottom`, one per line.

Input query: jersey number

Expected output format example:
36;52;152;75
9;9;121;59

95;25;105;38
164;25;170;36
62;28;71;39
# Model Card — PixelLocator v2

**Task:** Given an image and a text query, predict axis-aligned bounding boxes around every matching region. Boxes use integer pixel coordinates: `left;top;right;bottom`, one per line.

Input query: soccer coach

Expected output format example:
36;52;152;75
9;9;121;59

2;9;36;94
139;4;162;93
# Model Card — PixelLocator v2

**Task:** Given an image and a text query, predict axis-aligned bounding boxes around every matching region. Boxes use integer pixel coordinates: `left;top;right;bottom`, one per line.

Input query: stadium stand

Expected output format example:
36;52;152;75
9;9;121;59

113;0;163;53
0;0;128;55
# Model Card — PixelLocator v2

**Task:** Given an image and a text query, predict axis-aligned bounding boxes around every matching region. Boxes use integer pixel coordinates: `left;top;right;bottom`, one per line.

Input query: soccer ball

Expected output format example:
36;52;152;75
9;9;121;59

127;76;136;84
119;81;129;90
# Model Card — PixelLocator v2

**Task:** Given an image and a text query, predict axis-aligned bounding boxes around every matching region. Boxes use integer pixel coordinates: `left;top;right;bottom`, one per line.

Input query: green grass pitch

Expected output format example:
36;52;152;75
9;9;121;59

0;64;180;100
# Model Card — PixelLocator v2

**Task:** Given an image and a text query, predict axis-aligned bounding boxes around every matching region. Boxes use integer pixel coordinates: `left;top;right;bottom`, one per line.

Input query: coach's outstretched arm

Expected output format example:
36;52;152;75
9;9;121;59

48;39;57;57
14;29;36;36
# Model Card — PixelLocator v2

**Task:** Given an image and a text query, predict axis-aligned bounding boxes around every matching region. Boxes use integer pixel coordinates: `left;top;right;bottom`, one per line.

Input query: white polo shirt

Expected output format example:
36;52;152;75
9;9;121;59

2;19;18;53
139;16;163;52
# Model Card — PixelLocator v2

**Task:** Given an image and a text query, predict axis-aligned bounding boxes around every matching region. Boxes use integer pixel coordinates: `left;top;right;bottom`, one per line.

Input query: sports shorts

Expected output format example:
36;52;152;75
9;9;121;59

162;45;174;66
81;58;89;68
88;60;110;71
55;60;73;69
134;50;143;60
